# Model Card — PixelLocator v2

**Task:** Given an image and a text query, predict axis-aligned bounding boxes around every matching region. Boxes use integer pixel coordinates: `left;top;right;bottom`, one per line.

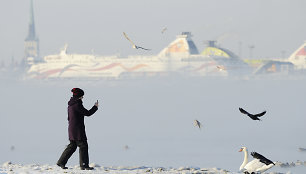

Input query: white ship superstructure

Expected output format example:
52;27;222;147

158;32;199;57
27;32;255;79
27;39;306;79
27;32;225;79
288;41;306;69
27;45;168;79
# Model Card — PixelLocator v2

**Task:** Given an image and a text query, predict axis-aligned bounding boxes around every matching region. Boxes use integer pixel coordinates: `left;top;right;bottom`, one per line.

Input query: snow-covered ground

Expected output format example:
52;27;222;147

1;76;306;173
1;161;233;174
1;161;306;174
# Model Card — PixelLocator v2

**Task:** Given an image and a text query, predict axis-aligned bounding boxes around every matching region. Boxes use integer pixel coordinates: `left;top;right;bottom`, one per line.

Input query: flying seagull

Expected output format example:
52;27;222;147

216;65;226;71
298;147;306;152
123;32;151;51
10;145;15;151
161;27;167;34
124;145;129;150
239;107;266;121
194;119;202;129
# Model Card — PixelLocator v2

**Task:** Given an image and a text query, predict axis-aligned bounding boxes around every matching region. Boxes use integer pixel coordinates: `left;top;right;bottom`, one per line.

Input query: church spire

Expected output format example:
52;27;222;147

24;0;40;64
26;0;36;41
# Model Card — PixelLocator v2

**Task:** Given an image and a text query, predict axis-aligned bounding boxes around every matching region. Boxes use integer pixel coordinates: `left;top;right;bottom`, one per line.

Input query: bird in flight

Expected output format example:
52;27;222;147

124;145;129;150
239;107;266;121
161;27;167;34
123;32;151;51
298;147;306;152
216;65;226;71
194;119;202;129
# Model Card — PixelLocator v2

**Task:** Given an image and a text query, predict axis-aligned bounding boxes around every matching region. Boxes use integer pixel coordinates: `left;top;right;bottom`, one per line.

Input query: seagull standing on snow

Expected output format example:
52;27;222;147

239;107;266;121
123;32;151;51
194;119;202;129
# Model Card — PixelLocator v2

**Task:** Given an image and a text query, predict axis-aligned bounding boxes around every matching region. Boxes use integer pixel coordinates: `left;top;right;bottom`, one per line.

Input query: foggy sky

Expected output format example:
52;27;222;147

0;0;306;64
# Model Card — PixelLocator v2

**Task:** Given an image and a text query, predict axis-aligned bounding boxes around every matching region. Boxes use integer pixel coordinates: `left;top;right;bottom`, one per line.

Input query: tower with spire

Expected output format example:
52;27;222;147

24;0;40;65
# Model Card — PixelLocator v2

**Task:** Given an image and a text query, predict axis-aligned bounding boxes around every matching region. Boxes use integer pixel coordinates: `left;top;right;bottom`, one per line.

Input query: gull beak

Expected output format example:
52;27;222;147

239;148;243;152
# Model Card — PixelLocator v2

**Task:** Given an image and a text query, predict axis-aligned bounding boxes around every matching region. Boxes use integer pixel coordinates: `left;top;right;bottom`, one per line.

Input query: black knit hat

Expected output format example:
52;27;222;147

71;88;84;98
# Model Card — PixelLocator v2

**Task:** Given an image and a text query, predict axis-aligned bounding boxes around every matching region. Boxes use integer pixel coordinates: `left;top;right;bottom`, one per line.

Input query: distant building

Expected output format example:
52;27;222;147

24;0;40;65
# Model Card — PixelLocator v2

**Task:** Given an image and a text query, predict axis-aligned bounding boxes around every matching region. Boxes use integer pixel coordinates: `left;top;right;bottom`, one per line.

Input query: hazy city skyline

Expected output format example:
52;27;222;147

0;0;306;64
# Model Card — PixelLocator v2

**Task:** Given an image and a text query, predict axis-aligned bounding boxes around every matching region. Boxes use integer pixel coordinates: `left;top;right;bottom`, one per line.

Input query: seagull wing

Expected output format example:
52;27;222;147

254;111;266;117
239;107;250;115
194;120;201;129
123;32;136;45
137;46;151;51
251;152;275;165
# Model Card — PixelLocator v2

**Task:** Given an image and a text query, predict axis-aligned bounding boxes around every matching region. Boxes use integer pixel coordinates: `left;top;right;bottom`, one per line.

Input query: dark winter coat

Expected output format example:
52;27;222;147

67;97;98;141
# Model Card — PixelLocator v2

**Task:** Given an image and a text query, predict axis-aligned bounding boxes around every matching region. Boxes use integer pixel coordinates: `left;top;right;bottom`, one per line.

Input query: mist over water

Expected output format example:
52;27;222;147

1;76;306;173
